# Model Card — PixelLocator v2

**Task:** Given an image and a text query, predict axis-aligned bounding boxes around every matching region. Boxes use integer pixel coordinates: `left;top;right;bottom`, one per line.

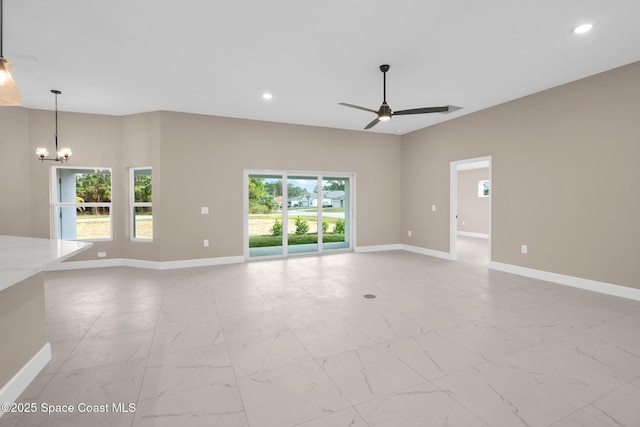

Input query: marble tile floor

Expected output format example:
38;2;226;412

2;250;640;427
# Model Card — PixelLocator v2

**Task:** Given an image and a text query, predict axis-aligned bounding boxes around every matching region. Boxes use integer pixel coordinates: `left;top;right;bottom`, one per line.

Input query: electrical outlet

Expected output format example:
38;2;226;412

203;239;209;247
521;245;528;254
97;252;107;258
462;220;466;226
408;230;412;237
432;205;436;212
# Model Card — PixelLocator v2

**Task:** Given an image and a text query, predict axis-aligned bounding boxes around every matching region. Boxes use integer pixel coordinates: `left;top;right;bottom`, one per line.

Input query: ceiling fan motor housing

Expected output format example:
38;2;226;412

378;102;392;120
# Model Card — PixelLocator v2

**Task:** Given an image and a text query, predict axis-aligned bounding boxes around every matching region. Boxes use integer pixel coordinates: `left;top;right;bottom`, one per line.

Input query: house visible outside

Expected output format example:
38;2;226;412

289;191;345;208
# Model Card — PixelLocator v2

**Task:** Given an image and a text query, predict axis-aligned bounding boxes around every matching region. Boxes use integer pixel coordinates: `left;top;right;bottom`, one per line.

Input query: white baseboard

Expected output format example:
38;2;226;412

355;244;403;253
0;343;51;418
457;231;489;239
490;261;640;302
127;256;245;270
355;243;453;261
401;244;453;260
46;258;125;271
46;255;245;271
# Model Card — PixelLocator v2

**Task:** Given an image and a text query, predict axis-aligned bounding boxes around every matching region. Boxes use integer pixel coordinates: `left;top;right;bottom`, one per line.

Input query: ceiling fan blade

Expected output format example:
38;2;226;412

393;105;463;116
445;105;463;113
339;103;378;114
364;118;380;130
393;106;450;116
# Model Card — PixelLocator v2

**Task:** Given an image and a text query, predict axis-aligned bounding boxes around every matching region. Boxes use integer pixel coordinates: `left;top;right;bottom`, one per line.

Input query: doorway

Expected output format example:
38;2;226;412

244;171;353;259
449;157;492;264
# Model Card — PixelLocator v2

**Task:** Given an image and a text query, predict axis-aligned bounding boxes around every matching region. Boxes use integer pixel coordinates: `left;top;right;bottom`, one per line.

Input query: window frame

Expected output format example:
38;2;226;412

50;165;113;241
478;179;490;198
130;166;153;241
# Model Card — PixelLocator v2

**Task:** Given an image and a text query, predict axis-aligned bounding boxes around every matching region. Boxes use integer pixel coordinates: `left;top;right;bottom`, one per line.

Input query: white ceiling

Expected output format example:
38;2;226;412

4;0;640;134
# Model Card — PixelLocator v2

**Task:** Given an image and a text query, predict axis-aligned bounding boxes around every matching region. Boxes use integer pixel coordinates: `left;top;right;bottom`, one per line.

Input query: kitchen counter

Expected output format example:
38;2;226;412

0;235;92;415
0;235;92;292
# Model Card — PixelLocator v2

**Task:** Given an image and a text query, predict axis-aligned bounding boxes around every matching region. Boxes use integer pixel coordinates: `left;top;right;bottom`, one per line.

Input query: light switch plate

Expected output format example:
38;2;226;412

201;207;209;215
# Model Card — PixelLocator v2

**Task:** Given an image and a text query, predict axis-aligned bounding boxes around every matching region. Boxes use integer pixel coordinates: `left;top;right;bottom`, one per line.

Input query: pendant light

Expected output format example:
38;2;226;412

0;0;21;106
36;90;72;162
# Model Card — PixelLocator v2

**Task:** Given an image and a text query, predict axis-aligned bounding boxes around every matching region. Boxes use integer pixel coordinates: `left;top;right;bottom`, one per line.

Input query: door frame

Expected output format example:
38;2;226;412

449;156;492;262
243;169;356;260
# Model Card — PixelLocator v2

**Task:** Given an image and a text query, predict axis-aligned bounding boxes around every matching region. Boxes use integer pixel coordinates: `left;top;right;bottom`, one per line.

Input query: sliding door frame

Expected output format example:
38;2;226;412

243;169;356;260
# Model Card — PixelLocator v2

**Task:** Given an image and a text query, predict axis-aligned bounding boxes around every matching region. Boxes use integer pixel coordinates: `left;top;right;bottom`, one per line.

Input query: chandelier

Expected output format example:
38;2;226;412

36;90;72;162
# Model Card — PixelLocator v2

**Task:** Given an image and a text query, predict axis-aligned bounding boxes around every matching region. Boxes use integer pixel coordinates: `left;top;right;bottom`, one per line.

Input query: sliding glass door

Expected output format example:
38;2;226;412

287;176;319;255
247;174;284;257
245;171;353;259
321;177;350;252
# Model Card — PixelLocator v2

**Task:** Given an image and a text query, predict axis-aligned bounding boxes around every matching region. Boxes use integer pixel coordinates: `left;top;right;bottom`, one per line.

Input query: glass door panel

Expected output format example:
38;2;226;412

287;176;319;255
248;174;284;258
321;177;350;251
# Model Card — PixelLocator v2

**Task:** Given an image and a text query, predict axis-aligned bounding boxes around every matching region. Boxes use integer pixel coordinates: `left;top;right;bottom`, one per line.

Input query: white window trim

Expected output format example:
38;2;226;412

50;165;113;241
130;166;153;241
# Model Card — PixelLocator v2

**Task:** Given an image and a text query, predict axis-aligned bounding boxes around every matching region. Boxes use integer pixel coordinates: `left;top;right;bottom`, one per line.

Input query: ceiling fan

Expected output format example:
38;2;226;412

339;64;462;130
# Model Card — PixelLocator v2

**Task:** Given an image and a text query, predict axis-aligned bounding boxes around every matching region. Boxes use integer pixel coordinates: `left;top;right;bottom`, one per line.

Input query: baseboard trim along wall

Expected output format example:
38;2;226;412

0;343;51;417
490;261;640;302
46;256;245;272
401;244;453;260
354;244;403;253
457;231;489;239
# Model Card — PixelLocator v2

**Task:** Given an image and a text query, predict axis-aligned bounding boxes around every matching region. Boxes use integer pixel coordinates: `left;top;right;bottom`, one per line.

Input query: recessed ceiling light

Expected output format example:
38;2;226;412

262;93;273;100
573;23;593;34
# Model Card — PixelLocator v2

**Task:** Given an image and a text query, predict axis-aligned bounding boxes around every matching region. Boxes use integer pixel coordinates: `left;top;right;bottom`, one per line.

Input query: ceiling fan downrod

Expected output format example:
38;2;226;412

378;65;391;121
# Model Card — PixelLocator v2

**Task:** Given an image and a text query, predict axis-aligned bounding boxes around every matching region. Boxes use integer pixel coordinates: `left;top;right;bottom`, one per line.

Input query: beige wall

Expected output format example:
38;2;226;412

24;109;124;261
1;62;639;289
0;107;31;237
0;273;47;387
402;62;640;289
0;109;401;262
458;168;489;235
158;112;401;261
120;112;162;262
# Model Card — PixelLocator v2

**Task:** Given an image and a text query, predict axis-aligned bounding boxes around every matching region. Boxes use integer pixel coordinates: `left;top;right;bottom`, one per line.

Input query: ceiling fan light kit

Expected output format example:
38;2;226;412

339;64;461;130
0;0;21;106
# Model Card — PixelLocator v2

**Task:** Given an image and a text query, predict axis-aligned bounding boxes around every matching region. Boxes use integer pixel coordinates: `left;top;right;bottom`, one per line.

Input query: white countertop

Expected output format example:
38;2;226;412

0;236;93;292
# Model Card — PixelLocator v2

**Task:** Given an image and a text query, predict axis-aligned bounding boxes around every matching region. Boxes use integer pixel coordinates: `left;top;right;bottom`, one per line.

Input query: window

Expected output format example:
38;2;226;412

52;167;112;240
478;179;490;197
131;167;152;240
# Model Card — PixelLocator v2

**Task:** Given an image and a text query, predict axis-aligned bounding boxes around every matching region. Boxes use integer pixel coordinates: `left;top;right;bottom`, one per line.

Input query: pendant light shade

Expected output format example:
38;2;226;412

0;0;21;106
0;58;21;105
